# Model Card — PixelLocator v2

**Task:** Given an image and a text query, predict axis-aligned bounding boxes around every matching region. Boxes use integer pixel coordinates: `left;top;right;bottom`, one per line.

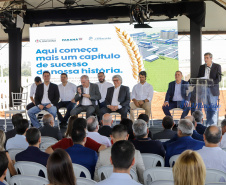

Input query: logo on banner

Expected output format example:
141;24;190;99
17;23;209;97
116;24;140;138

62;38;83;42
35;39;56;43
89;37;111;41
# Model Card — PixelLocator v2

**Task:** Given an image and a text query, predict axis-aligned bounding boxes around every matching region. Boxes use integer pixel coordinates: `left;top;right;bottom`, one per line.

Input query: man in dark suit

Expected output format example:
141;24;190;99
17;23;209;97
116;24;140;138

98;113;113;137
39;114;62;140
165;119;204;167
70;75;101;118
192;110;206;135
5;114;23;144
162;71;190;119
153;116;176;140
99;75;130;120
197;52;221;125
28;71;59;128
15;128;49;167
131;119;165;157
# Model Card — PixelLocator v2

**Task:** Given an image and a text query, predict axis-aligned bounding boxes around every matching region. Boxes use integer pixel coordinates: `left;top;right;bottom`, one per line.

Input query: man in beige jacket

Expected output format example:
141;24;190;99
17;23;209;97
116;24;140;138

94;124;145;184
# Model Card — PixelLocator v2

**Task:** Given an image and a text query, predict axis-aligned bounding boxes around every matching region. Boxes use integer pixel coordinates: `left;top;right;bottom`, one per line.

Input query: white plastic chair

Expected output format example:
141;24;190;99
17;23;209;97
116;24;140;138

141;153;164;169
3;180;9;185
39;141;56;150
150;180;174;185
206;169;226;183
14;161;47;178
8;149;25;161
110;112;130;124
4;92;28;132
222;148;226;152
135;102;154;126
169;154;180;167
9;175;49;185
72;163;91;179
170;108;183;120
97;165;138;182
159;139;170;142
76;177;97;185
143;167;173;185
41;136;58;143
5;169;11;182
206;183;226;185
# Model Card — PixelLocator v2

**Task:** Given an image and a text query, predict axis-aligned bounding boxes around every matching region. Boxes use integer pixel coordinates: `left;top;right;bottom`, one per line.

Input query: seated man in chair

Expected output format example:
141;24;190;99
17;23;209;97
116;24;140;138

162;71;190;119
99;75;130;121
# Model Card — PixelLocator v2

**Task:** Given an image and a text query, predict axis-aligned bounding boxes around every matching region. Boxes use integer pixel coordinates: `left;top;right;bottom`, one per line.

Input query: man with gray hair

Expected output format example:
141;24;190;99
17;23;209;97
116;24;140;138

39;114;62;140
87;116;111;147
99;75;130;121
70;75;101;118
192;110;206;135
197;125;226;173
131;119;165;157
165;119;204;167
220;119;226;148
98;113;113;137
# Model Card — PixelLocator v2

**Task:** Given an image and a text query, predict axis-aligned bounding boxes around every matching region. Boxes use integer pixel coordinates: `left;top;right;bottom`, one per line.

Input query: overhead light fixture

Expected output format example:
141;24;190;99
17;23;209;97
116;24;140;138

134;24;152;28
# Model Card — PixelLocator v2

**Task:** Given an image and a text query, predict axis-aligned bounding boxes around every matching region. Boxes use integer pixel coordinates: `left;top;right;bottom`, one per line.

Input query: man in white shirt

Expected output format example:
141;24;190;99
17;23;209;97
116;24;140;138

27;71;60;128
130;71;153;122
94;124;145;183
57;73;77;127
26;76;42;110
197;125;226;173
86;116;111;147
6;119;29;150
220;119;226;148
70;75;101;118
96;72;113;109
96;140;142;185
99;75;130;121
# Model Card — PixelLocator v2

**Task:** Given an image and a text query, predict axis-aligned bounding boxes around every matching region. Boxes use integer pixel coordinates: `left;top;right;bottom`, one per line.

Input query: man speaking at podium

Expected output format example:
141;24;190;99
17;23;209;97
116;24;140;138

197;52;222;126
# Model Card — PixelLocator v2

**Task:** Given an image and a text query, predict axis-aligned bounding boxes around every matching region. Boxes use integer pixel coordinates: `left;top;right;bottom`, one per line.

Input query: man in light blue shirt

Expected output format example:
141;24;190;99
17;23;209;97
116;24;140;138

96;140;141;185
6;119;29;150
197;125;226;173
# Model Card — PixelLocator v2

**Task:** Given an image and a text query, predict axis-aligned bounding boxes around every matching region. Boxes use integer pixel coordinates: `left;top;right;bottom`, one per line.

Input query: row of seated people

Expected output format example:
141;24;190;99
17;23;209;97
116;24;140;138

0;134;214;185
27;70;153;129
2;110;226;184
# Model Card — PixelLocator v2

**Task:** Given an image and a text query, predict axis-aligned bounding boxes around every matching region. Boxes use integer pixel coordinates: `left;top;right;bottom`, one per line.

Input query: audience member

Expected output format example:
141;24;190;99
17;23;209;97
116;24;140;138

16;128;49;167
96;72;113;109
46;118;106;154
6;119;29;150
0;152;9;185
96;140;142;185
0;130;17;176
98;113;113;137
28;71;59;128
192;110;206;135
26;76;42;110
70;75;101;118
131;119;165;157
153;116;176;140
94;124;145;183
220;119;226;148
165;119;204;167
66;126;98;178
47;149;76;185
5;113;23;144
65;115;78;138
120;118;134;140
99;75;130;120
137;114;153;139
57;73;77;127
39;114;62;140
130;71;153;122
87;116;111;147
185;115;203;141
162;71;190;118
197;125;226;173
173;150;206;185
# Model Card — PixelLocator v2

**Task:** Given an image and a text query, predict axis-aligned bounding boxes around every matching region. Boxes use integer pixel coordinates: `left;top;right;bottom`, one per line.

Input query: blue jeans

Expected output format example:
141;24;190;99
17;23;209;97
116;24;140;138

28;103;57;128
205;88;218;126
